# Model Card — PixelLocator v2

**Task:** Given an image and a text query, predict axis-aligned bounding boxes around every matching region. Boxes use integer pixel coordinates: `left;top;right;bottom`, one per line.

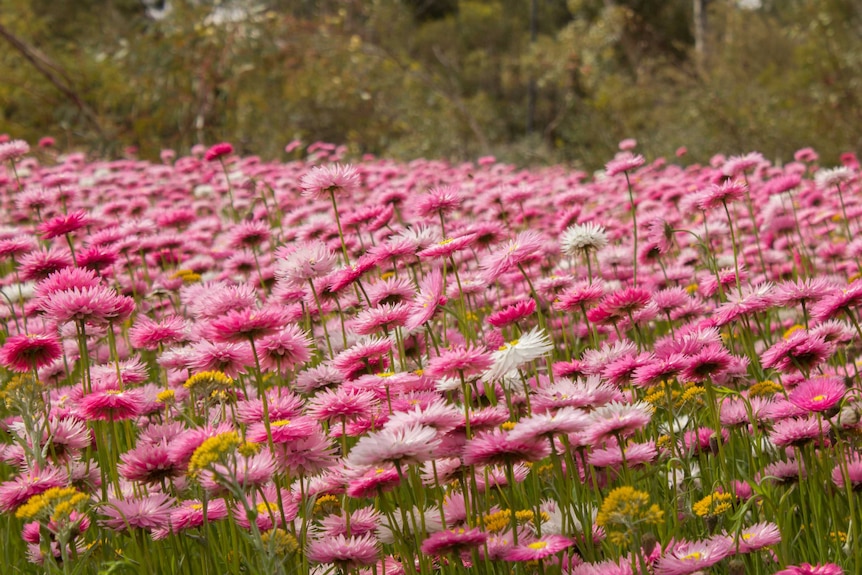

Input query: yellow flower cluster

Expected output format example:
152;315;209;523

692;491;734;517
313;494;341;515
188;432;240;472
596;486;664;545
643;381;680;406
169;269;202;283
261;528;298;555
16;487;88;522
238;441;262;457
678;384;705;406
748;380;784;398
156;389;175;404
479;509;548;533
184;371;234;392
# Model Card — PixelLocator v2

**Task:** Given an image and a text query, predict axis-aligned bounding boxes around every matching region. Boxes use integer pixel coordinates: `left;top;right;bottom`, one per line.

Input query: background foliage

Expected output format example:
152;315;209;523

0;0;860;168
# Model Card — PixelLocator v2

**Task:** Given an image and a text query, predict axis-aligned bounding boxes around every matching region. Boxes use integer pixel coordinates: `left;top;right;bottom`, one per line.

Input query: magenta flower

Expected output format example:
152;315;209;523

204;142;233;162
0;333;62;372
78;388;146;421
788;376;846;413
37;210;91;239
487;299;536;328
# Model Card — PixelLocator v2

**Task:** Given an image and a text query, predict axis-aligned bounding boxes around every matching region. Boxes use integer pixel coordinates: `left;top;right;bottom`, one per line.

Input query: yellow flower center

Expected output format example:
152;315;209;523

272;419;292;427
528;541;548;550
812;394;827;402
681;552;702;561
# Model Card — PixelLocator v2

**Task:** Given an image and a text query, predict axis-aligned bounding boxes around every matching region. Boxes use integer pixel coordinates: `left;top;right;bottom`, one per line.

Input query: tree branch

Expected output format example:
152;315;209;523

0;21;106;138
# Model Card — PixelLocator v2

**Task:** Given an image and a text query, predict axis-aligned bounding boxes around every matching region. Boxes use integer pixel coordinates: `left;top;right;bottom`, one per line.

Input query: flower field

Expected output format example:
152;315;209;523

1;138;861;575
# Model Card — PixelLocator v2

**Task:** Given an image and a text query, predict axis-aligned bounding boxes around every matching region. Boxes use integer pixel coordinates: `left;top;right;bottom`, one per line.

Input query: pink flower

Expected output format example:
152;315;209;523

775;564;844;575
275;241;337;286
78;388;147;421
463;428;551;466
504;534;573;562
307;533;379;569
585;401;652;445
300;164;361;199
421;527;488;555
347;424;440;467
100;493;175;533
424;345;493;380
37;210;91;239
788;376;846;413
247;416;317;444
352;303;411;335
118;441;182;484
255;325;312;373
204;142;233;162
41;285;134;325
415;185;462;218
0;333;62;372
129;315;188;350
761;331;832;374
487;299;536;328
345;464;401;498
732;521;781;553
605;152;645;176
307;388;377;424
0;139;30;162
654;536;732;575
167;498;229;533
187;340;254;378
404;270;446;330
208;306;289;343
480;230;546;283
0;466;68;512
769;417;823;448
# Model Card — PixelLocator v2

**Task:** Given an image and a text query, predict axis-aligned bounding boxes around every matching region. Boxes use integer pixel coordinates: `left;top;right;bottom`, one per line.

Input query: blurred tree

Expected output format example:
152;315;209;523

0;0;858;167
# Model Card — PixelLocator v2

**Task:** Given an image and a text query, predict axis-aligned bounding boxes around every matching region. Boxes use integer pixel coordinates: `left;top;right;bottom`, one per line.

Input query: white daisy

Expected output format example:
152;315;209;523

482;327;553;382
560;223;609;256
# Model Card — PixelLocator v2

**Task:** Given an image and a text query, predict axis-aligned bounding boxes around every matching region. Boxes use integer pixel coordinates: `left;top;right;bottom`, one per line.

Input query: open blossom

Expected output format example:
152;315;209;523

300;163;360;199
480;230;546;282
483;327;553;382
654;536;732;575
561;223;609;256
605;152;645;176
346;424;440;467
0;333;62;372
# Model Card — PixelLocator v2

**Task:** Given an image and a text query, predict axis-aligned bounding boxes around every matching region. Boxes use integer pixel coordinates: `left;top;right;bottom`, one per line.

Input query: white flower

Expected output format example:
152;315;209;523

482;327;553;382
346;424;440;467
815;166;853;189
560;223;609;256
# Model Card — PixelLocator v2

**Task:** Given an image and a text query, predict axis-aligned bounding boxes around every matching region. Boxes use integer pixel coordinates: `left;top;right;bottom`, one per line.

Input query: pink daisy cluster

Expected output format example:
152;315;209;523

0;138;860;574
